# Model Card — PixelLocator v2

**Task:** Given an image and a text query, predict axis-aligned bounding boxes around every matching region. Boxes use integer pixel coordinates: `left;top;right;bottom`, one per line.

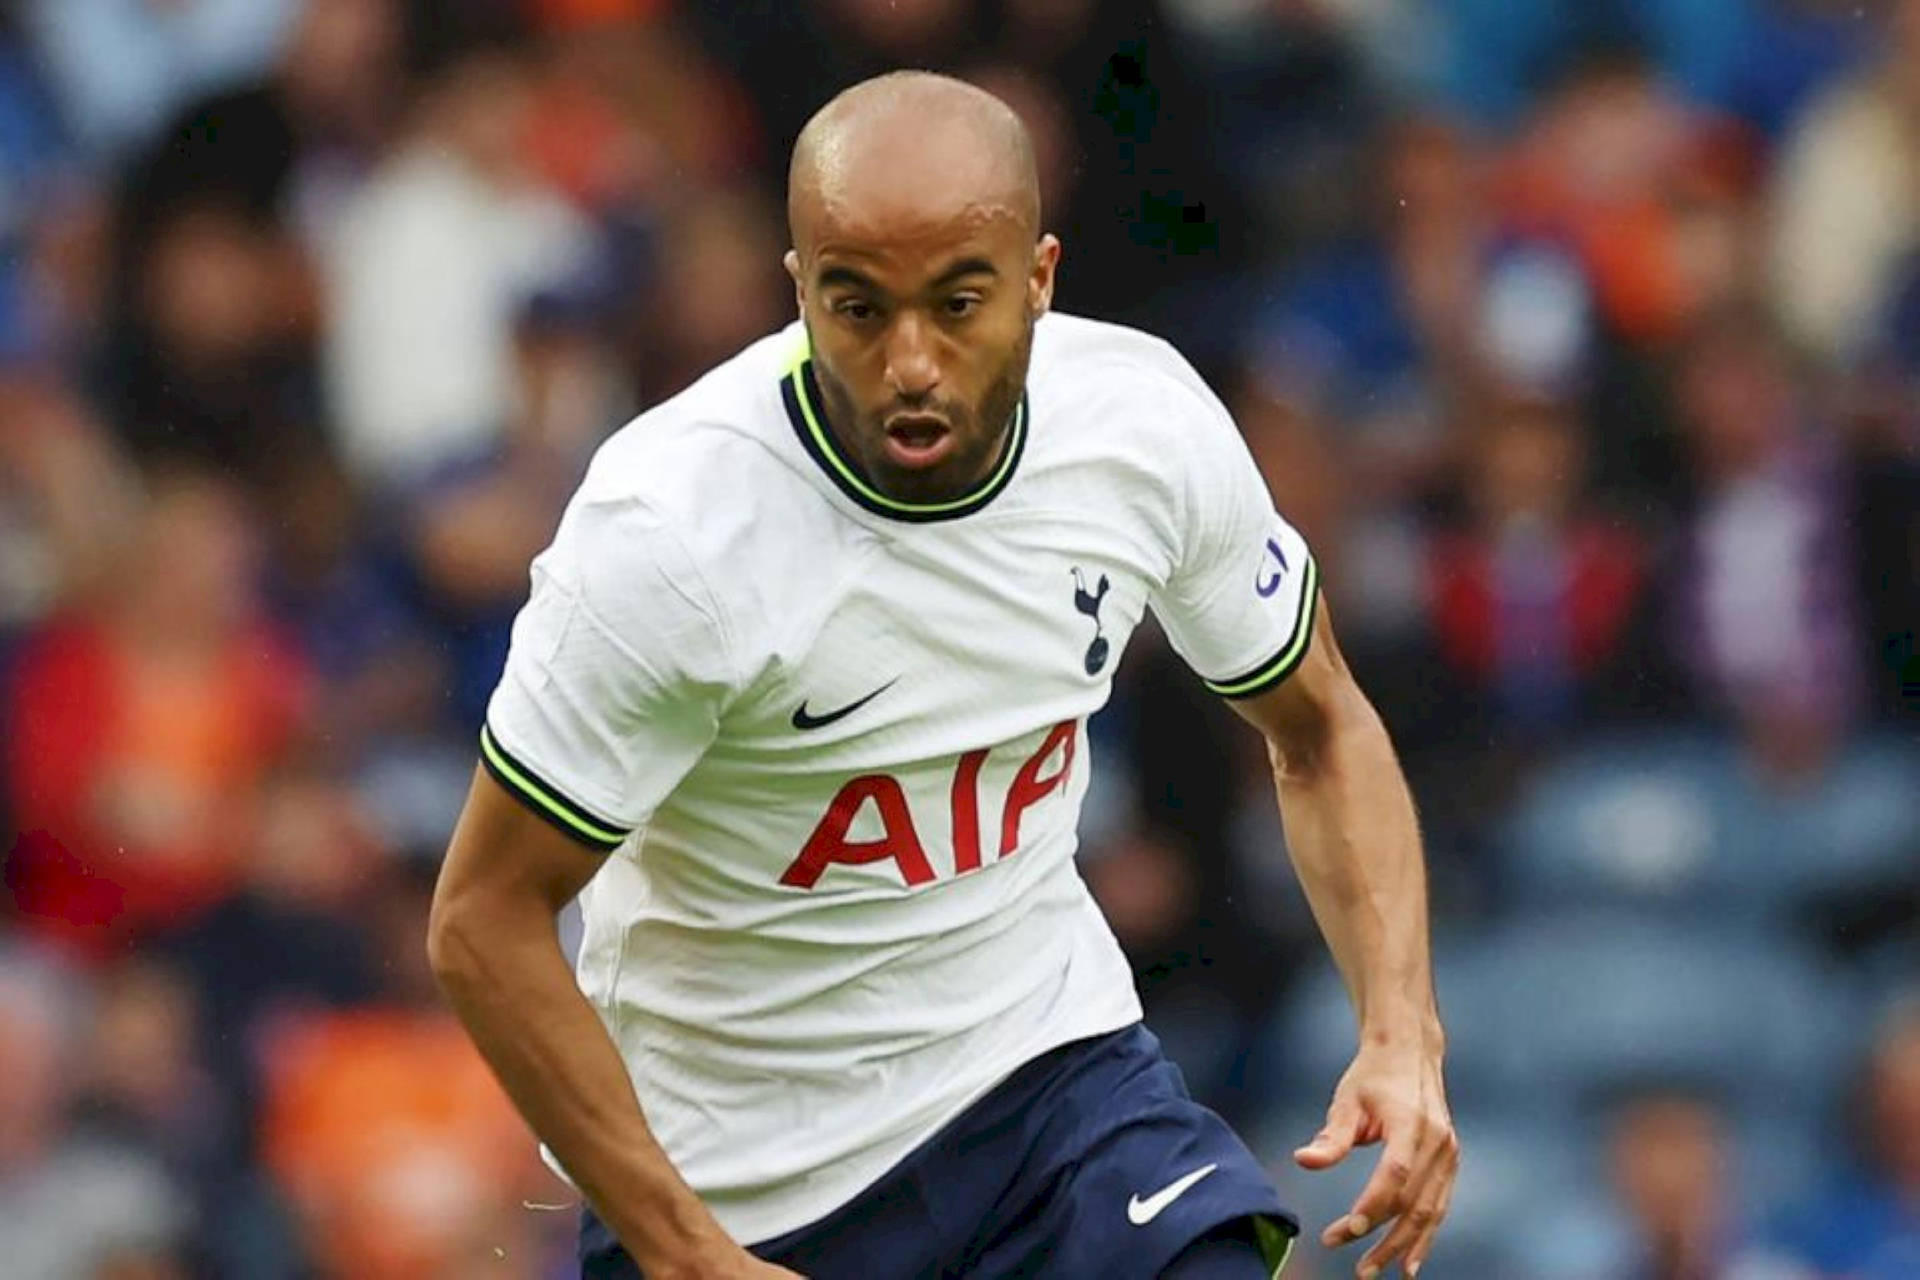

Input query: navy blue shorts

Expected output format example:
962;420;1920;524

580;1022;1297;1278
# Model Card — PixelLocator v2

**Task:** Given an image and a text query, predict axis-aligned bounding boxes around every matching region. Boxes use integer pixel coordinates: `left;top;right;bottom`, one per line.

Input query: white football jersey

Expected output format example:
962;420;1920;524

482;311;1319;1244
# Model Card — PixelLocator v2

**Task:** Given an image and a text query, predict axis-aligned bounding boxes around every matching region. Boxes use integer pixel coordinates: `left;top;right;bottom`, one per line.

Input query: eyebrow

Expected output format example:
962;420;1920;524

815;257;1001;294
930;257;1000;287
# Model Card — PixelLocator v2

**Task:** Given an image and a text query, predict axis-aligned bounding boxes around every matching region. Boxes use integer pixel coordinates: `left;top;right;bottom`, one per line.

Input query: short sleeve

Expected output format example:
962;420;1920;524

482;495;734;852
1149;377;1320;700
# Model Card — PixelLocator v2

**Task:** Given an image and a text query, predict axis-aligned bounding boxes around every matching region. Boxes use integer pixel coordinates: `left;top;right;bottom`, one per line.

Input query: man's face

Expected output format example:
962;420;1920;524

1608;1095;1725;1236
787;200;1058;504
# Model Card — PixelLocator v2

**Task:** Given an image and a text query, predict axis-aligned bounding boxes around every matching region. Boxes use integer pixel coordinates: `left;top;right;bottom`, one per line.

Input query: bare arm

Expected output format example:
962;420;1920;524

1229;595;1457;1279
427;768;798;1279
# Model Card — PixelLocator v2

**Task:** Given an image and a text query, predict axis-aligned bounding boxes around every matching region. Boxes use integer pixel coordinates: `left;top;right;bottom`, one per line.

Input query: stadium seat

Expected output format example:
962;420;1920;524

1485;915;1853;1112
1757;732;1920;906
1859;929;1920;1013
1501;729;1920;924
1250;937;1516;1116
1498;730;1759;921
1261;913;1860;1119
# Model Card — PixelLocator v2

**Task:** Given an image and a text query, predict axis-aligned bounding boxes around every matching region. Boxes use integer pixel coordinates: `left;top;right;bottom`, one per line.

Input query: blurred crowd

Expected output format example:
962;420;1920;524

0;1;1915;1277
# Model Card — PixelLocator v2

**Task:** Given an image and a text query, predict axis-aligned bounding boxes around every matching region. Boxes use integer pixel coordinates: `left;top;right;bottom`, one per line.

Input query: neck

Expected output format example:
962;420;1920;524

811;369;1020;506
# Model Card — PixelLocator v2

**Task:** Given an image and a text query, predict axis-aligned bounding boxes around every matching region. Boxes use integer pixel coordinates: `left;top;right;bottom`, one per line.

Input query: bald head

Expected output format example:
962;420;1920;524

782;73;1060;509
788;72;1042;260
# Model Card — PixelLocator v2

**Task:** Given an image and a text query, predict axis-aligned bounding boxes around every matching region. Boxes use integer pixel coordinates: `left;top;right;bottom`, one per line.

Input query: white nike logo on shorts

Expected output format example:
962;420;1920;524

1126;1163;1219;1226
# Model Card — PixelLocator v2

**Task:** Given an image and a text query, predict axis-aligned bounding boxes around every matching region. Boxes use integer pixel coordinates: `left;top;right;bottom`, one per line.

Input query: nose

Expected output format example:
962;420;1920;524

883;312;940;402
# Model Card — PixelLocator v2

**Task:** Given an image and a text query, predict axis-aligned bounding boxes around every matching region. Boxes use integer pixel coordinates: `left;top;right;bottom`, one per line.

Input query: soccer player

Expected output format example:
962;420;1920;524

429;72;1456;1280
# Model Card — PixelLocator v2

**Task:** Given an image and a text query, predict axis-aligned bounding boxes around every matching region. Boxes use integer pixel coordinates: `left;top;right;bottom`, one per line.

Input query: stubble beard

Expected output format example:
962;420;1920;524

810;311;1035;506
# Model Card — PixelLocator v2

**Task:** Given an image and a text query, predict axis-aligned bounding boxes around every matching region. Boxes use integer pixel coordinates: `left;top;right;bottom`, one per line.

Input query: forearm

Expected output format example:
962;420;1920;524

430;904;732;1270
1271;693;1440;1049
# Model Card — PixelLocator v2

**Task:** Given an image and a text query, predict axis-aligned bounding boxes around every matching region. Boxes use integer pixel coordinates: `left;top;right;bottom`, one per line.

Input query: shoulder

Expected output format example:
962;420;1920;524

1031;311;1237;432
1027;311;1246;485
545;324;840;650
572;323;812;550
1032;311;1212;394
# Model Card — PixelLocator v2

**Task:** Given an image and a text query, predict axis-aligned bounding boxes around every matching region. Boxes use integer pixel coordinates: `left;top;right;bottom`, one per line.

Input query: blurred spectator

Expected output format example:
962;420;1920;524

1414;0;1785;130
1497;45;1759;351
1085;828;1199;963
0;12;68;362
1610;1090;1808;1280
1783;1001;1920;1278
0;375;138;639
1570;1086;1811;1280
0;10;61;224
401;290;628;728
321;13;596;488
629;183;790;400
101;183;322;483
685;0;982;172
1016;0;1258;349
253;441;447;761
2;179;114;371
698;0;1256;347
1427;397;1647;740
259;862;560;1279
88;1246;194;1280
1769;0;1920;366
1657;308;1862;773
159;768;382;1133
6;470;310;958
72;959;223;1174
525;8;761;215
1249;113;1488;442
1844;370;1920;722
0;947;192;1280
1244;114;1514;667
128;0;407;256
1721;0;1875;140
827;0;974;62
18;0;300;167
1156;0;1380;261
99;0;364;485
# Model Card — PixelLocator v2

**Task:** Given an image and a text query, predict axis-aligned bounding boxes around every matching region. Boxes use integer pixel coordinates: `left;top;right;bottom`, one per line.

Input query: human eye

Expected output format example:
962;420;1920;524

943;293;982;319
833;297;879;323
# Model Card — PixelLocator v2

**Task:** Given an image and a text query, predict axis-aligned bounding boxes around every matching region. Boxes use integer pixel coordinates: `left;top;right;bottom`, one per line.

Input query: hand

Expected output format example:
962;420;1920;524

1293;1038;1458;1278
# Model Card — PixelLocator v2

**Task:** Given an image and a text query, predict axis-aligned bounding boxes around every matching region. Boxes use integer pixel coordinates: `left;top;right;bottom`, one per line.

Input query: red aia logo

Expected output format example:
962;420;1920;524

778;720;1078;890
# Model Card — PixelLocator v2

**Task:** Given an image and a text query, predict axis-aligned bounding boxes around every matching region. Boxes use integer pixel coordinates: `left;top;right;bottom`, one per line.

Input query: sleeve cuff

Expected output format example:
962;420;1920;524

1201;555;1320;699
478;722;632;852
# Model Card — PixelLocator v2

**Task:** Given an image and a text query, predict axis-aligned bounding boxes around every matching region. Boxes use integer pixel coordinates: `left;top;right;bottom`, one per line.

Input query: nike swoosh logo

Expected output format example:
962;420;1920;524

790;679;897;731
1126;1163;1219;1226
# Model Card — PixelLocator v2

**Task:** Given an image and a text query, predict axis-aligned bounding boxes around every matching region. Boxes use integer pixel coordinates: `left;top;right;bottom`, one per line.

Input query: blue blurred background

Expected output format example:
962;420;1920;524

0;1;1916;1277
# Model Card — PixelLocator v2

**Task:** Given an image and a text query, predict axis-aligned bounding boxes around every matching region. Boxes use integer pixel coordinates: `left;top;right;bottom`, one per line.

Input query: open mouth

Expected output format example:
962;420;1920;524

882;416;954;469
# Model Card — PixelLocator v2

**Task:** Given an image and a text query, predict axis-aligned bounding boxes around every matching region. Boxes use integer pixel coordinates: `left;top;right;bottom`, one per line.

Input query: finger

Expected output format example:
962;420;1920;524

1359;1127;1458;1279
1294;1095;1367;1171
1323;1123;1421;1248
1356;1152;1451;1279
1402;1153;1458;1279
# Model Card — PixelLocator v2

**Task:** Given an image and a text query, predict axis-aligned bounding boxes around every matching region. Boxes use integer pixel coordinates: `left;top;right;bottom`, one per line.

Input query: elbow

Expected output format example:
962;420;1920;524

1267;710;1332;780
426;889;486;995
1268;682;1381;782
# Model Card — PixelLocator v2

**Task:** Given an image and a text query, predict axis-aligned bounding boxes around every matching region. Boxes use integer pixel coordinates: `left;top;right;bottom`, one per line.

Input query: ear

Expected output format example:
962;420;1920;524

1029;234;1061;317
784;248;805;315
